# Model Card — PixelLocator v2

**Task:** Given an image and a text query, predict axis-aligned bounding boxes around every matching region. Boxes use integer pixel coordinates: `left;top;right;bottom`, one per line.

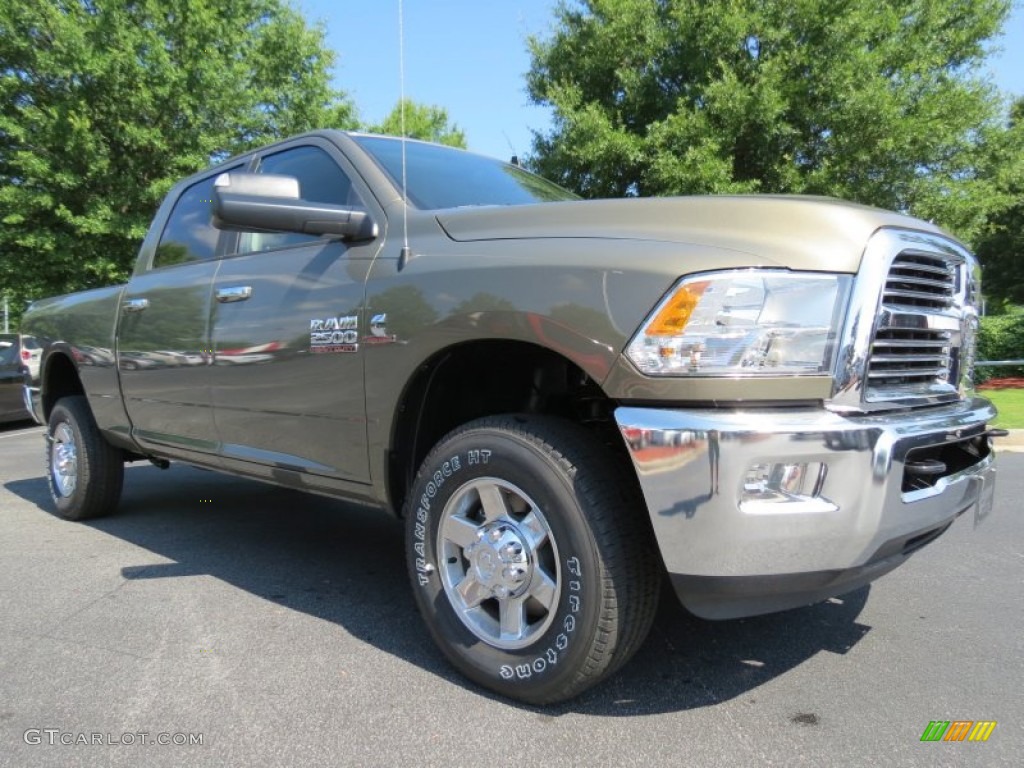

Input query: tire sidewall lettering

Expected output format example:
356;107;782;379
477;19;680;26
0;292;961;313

497;554;582;682
408;437;597;687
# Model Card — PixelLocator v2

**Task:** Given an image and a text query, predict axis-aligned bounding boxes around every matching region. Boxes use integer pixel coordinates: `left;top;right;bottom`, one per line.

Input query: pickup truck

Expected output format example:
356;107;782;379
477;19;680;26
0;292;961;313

22;130;1001;704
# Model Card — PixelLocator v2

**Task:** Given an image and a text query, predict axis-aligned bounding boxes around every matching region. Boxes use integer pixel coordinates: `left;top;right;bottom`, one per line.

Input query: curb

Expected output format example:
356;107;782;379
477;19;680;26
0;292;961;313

996;429;1024;453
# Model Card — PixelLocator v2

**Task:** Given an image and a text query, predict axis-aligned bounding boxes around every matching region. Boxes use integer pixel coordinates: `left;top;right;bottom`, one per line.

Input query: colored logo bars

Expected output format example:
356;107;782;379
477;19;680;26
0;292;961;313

920;721;997;742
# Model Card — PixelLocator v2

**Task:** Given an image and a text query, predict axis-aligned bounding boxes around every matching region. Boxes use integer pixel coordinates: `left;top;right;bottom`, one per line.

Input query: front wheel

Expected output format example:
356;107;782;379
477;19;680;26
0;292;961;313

404;415;660;704
47;396;124;520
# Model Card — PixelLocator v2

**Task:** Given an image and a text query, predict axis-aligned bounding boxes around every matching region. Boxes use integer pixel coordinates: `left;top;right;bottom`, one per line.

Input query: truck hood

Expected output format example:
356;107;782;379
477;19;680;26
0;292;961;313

435;196;954;274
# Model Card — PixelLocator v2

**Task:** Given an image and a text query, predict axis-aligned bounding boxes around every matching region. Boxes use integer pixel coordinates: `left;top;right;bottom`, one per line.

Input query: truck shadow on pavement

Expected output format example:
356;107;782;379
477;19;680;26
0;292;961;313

6;462;872;716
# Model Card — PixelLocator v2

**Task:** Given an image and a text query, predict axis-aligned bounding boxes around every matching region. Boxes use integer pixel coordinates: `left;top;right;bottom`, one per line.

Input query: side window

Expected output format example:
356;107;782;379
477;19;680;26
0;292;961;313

153;175;222;269
238;146;362;254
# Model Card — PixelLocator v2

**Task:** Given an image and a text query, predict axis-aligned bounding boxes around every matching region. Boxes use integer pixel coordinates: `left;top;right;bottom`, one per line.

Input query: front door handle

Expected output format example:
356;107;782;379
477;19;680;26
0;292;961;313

216;286;253;303
122;298;149;313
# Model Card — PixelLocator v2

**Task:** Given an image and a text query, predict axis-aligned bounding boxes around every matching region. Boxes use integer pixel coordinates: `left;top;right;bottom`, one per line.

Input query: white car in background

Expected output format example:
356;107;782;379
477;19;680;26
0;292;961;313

0;334;41;382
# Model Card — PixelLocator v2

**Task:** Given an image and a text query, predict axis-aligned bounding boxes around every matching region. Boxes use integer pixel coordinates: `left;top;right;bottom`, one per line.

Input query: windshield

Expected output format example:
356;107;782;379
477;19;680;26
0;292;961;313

352;135;579;210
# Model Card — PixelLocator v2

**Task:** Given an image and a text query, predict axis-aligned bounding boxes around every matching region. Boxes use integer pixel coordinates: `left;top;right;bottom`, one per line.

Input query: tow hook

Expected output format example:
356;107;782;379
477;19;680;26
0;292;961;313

905;459;947;477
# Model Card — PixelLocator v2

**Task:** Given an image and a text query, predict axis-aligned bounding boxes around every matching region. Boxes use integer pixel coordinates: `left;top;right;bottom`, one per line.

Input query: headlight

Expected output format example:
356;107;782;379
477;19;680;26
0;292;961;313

626;270;852;377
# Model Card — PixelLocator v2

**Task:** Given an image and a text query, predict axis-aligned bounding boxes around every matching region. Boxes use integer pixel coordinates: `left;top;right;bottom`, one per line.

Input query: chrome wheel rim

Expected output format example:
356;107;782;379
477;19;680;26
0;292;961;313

437;477;560;650
50;423;78;498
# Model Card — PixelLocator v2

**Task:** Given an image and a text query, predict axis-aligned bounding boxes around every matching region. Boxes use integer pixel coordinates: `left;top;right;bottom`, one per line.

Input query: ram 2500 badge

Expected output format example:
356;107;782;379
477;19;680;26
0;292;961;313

22;131;1001;704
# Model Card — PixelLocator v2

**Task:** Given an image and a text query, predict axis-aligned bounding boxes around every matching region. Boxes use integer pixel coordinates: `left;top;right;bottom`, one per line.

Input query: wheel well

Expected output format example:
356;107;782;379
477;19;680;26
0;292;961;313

42;353;85;421
388;340;620;513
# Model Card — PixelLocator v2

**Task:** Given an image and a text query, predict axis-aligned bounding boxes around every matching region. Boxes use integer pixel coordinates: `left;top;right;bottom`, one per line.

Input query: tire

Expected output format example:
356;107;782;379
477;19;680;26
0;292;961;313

46;395;124;521
404;414;660;704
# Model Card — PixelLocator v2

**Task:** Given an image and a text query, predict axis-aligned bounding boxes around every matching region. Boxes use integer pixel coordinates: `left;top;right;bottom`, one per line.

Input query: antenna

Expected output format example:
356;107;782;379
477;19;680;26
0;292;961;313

502;130;520;166
398;0;411;266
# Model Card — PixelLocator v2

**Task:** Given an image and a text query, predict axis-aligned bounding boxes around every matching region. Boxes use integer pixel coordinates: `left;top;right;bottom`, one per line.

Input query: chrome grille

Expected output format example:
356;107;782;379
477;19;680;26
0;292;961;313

881;252;956;310
865;248;967;402
831;230;979;411
867;328;952;387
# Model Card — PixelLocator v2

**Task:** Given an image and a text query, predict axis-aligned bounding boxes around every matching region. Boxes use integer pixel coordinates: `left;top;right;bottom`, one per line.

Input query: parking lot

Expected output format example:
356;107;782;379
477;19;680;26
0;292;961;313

1;421;1020;767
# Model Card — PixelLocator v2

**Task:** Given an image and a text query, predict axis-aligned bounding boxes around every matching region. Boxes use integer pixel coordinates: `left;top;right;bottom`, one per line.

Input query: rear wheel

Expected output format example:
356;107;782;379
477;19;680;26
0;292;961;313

47;396;124;520
404;414;660;704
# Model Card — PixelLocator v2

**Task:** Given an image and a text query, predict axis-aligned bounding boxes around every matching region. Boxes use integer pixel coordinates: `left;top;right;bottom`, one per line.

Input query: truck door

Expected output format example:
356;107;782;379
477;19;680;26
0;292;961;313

209;141;381;485
118;166;241;457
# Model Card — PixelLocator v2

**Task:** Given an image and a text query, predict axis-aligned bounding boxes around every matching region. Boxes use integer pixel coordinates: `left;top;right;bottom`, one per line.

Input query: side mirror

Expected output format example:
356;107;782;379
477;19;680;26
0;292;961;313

212;172;377;240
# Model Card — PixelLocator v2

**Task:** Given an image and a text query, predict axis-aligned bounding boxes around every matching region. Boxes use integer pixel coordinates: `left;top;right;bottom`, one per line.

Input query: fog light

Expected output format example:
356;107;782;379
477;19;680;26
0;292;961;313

741;462;831;513
743;462;824;495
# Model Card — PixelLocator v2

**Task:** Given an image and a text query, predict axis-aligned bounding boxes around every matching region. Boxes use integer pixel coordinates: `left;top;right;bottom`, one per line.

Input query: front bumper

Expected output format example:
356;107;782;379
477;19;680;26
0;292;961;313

615;398;997;619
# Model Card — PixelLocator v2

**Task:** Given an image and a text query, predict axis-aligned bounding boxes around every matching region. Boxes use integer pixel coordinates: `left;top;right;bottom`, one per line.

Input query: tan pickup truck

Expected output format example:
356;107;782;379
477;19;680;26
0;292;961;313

22;131;1001;703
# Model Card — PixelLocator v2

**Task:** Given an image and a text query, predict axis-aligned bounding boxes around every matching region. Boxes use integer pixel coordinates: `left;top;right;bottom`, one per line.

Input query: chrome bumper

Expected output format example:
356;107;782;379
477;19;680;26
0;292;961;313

615;398;998;619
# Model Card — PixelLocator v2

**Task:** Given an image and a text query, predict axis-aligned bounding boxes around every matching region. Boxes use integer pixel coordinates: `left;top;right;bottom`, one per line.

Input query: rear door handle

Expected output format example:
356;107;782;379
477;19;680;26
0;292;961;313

216;286;252;303
122;298;149;313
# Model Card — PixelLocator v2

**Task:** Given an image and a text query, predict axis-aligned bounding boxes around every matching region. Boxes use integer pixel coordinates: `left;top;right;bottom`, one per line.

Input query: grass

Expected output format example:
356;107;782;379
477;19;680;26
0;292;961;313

982;388;1024;429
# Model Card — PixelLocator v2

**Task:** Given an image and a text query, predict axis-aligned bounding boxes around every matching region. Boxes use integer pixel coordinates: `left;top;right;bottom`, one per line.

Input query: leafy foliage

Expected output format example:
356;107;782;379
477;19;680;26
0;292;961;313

0;0;356;322
974;99;1024;306
978;305;1024;380
369;99;467;148
527;0;1014;242
370;284;439;340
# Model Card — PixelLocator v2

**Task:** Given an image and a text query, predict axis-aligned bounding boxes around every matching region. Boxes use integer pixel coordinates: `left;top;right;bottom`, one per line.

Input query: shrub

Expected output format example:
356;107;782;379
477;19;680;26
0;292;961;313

977;305;1024;381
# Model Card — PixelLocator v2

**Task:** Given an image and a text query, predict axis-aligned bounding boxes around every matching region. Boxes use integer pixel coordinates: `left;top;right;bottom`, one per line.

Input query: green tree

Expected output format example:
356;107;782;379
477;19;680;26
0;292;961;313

370;98;467;148
0;0;356;321
975;98;1024;307
369;284;439;340
978;306;1024;379
527;0;1012;241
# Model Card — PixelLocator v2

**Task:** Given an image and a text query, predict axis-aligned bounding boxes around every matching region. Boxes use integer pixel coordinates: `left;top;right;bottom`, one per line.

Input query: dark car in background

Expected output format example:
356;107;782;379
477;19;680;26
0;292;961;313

0;333;41;382
0;337;31;423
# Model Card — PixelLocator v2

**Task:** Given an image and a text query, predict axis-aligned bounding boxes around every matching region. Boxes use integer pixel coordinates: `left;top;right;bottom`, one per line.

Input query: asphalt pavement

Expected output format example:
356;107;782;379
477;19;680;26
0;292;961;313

0;421;1021;767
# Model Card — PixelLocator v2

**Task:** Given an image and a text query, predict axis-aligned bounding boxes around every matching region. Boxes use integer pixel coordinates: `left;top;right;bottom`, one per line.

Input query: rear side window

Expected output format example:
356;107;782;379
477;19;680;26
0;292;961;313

153;175;222;269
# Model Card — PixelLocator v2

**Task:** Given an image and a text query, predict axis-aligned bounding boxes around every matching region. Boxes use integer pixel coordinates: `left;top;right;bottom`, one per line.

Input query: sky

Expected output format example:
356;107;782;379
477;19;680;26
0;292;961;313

299;0;1024;161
